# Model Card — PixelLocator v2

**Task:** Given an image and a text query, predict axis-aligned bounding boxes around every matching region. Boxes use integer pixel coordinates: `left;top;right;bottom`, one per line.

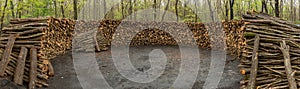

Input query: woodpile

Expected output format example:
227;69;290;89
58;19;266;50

98;20;245;56
240;12;300;89
0;18;74;88
73;21;108;52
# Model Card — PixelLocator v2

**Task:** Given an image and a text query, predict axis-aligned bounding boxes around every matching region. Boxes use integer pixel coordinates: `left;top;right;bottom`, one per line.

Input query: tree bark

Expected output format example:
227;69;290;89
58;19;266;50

275;0;279;17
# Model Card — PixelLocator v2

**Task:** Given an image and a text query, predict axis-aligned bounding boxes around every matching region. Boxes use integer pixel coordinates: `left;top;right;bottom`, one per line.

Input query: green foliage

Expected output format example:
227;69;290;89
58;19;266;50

0;0;300;26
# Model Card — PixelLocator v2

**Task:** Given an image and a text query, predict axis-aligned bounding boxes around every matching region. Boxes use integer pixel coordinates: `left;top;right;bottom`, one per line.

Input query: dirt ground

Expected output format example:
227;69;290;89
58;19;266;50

39;46;242;89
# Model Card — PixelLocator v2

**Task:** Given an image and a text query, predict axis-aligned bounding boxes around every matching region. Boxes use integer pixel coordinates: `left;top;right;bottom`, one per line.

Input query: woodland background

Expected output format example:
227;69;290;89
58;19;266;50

0;0;299;29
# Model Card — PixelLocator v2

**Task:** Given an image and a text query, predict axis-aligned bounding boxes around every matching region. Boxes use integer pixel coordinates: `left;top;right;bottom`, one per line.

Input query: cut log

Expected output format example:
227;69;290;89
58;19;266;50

29;47;38;89
247;35;260;89
279;40;297;89
0;34;19;76
13;47;28;85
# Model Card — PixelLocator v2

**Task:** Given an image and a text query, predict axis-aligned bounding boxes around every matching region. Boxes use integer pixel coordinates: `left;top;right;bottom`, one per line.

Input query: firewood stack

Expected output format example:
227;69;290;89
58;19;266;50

0;18;74;88
240;12;300;88
98;20;245;56
73;21;108;52
40;17;75;59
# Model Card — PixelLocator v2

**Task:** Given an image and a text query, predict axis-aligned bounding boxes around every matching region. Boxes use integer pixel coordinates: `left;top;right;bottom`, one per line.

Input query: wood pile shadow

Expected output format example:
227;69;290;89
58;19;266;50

240;12;300;89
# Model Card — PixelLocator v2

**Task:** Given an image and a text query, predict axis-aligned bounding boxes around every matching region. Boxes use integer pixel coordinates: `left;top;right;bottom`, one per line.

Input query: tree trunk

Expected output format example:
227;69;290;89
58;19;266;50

103;0;107;18
10;0;15;18
299;0;300;20
53;0;57;18
225;0;229;21
229;0;234;20
161;0;170;21
275;0;280;17
153;0;157;20
61;2;65;18
261;0;268;13
175;0;179;22
194;0;198;22
17;0;22;18
73;0;77;20
121;0;125;19
290;0;294;21
207;0;214;22
0;0;8;30
129;0;133;19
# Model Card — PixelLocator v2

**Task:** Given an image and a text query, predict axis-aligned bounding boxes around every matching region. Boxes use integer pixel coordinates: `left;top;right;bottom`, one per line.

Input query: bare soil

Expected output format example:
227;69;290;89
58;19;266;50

39;46;242;89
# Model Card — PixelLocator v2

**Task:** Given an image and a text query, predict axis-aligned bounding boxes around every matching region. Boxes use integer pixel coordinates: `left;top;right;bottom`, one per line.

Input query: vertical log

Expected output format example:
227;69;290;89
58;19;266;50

13;47;28;85
0;34;18;76
48;60;54;76
247;35;260;89
94;32;101;52
29;47;37;89
279;40;297;89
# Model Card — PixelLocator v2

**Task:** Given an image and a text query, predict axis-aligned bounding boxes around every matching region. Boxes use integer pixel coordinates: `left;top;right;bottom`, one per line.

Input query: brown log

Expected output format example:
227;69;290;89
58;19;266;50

279;40;297;89
247;35;260;89
47;60;54;76
13;47;28;85
94;32;101;52
0;34;19;76
29;47;38;89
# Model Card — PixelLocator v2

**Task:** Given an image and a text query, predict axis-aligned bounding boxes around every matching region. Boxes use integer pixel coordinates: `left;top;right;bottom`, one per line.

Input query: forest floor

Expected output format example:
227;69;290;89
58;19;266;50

39;46;242;89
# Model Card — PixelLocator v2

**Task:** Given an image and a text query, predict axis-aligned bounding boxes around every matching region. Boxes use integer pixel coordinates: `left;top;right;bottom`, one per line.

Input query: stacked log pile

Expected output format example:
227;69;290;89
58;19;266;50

98;20;245;56
240;13;300;88
73;21;108;52
0;18;74;88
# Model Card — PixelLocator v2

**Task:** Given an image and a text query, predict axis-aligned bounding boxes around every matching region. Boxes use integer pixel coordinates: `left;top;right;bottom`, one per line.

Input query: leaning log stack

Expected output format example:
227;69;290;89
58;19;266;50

0;18;74;88
240;12;300;88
